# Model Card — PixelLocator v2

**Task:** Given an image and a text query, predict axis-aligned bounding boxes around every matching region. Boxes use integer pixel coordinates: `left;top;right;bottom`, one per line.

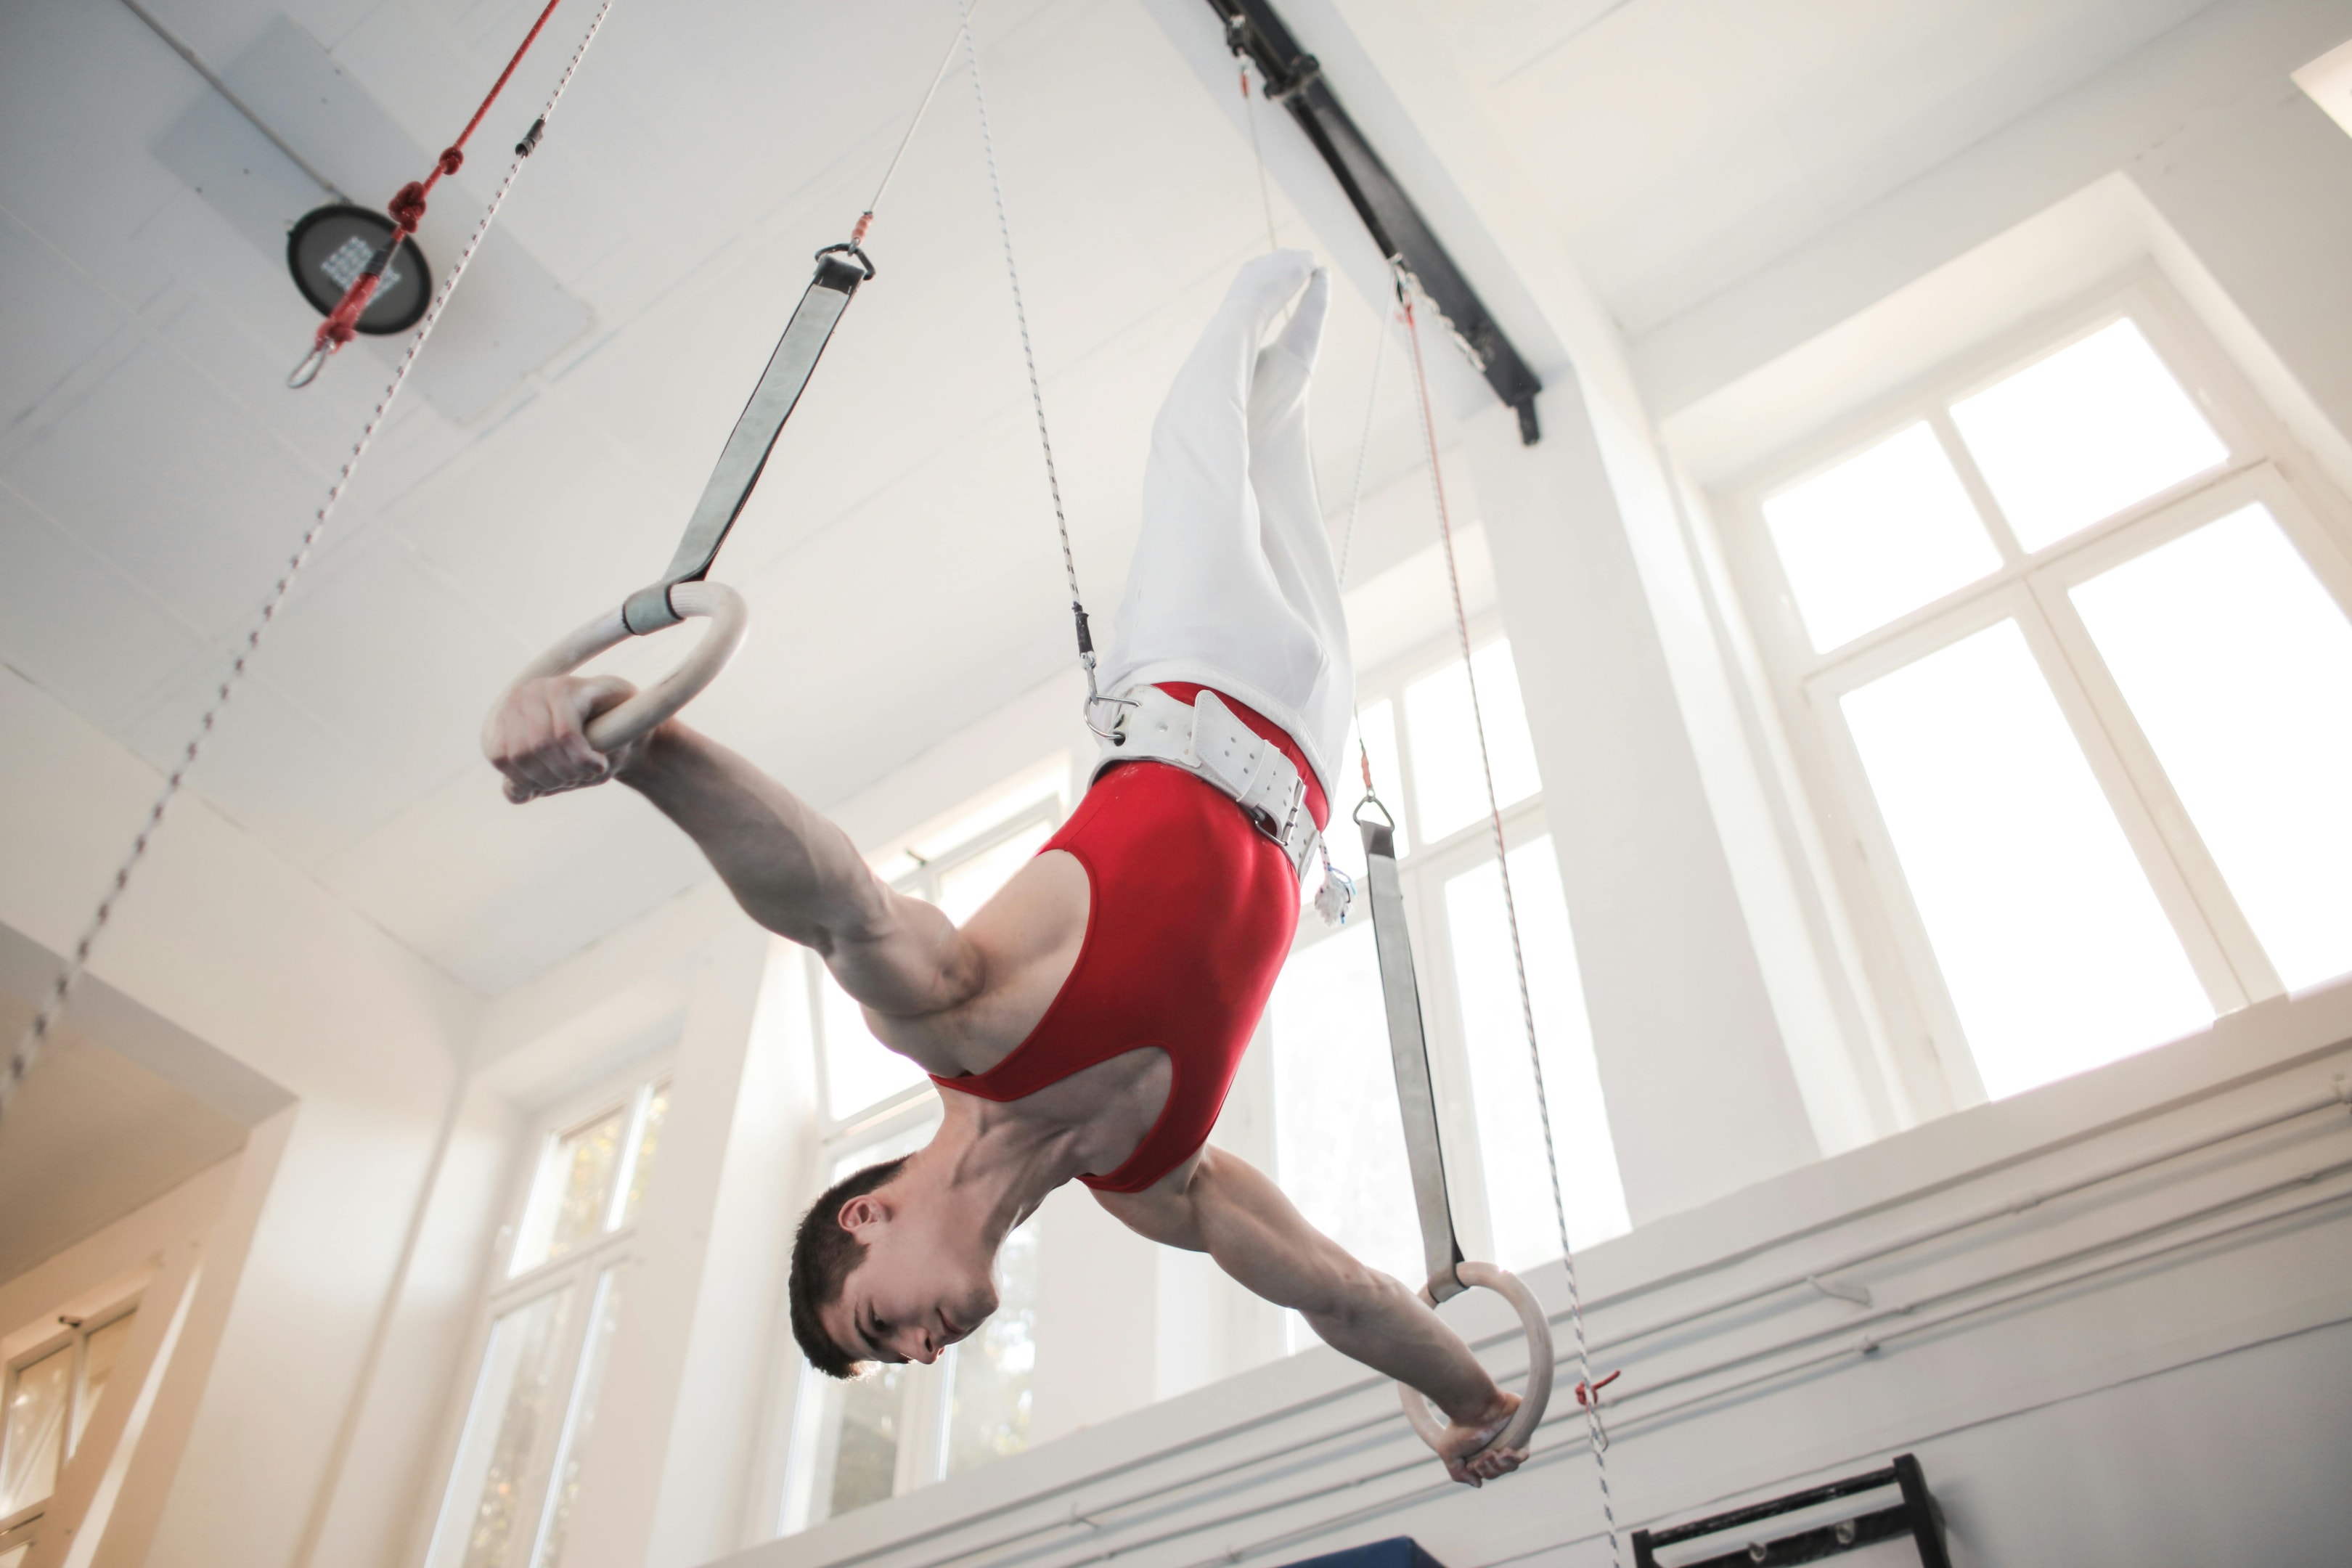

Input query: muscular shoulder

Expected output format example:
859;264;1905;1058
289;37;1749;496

870;849;1091;1074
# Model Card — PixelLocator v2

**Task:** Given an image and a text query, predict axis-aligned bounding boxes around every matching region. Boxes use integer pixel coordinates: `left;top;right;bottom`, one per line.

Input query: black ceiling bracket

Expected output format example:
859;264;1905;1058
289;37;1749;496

1206;0;1542;444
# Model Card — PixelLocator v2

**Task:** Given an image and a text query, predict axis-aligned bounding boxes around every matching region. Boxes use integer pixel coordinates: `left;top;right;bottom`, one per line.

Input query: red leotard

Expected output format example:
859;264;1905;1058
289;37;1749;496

928;687;1327;1193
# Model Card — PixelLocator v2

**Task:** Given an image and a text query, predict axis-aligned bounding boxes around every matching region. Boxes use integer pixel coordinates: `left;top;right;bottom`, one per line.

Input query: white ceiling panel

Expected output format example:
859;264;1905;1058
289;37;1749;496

0;0;195;294
0;213;128;436
322;765;711;992
1;338;330;641
0;482;209;728
253;532;536;798
114;654;421;869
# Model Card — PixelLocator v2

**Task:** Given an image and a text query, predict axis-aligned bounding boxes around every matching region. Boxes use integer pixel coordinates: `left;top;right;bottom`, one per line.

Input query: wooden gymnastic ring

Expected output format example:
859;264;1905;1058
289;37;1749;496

499;581;748;754
1398;1261;1553;1462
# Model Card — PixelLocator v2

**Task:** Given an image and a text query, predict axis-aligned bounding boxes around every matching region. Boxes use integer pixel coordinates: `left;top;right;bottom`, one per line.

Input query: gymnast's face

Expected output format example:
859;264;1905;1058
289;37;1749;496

824;1186;998;1366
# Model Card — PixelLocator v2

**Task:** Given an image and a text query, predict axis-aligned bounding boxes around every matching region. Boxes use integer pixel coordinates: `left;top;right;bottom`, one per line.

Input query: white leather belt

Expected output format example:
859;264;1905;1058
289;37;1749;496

1094;686;1323;883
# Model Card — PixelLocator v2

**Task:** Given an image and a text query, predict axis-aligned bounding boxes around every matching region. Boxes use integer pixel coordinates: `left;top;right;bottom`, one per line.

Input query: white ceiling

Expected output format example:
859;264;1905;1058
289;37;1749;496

1447;0;2216;338
0;0;2222;996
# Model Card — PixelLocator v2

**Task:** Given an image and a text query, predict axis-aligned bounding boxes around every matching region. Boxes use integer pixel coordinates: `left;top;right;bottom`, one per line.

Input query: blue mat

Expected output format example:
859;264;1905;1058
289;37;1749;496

1275;1539;1450;1568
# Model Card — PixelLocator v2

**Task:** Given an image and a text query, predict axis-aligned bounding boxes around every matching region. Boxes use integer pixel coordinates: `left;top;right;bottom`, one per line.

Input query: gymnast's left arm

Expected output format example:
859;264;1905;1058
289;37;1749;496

1096;1147;1526;1485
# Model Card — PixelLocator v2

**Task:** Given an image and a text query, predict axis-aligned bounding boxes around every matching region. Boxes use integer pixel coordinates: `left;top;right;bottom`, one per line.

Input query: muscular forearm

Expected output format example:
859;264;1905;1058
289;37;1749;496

618;724;971;1010
1298;1267;1503;1425
1179;1153;1505;1425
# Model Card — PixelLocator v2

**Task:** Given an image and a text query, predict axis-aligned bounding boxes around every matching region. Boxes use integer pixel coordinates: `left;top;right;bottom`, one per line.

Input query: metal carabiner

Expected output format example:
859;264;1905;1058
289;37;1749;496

286;339;332;390
814;240;877;281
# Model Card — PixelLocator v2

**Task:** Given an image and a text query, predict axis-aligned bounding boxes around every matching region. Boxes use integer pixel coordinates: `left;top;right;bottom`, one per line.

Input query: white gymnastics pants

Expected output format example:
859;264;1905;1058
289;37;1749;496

1098;250;1355;803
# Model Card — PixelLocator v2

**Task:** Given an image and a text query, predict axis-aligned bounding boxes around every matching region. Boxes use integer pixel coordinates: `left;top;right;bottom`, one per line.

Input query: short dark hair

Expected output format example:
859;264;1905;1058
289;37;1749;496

788;1156;910;1379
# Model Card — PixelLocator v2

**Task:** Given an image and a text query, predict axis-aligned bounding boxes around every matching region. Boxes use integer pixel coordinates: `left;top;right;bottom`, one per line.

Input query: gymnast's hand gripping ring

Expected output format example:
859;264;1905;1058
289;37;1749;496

1397;1262;1553;1463
499;580;750;754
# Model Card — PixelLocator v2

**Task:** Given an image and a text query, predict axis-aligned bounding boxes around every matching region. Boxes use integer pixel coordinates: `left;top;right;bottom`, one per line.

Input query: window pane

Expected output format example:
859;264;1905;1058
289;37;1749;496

1762;422;2001;651
1951;319;2228;551
514;1109;626;1275
1445;838;1628;1265
70;1310;136;1455
825;1365;907;1518
945;1221;1037;1474
794;1114;942;1526
821;970;928;1119
1270;924;1422;1291
1;1346;70;1515
1406;642;1541;844
936;819;1055;928
531;1268;626;1568
2072;505;2352;989
1840;621;2210;1098
427;1287;577;1568
827;1109;941;1185
618;1081;669;1229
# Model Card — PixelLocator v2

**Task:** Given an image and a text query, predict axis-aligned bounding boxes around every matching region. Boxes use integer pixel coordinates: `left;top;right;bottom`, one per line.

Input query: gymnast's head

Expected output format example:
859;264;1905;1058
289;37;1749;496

788;1151;999;1377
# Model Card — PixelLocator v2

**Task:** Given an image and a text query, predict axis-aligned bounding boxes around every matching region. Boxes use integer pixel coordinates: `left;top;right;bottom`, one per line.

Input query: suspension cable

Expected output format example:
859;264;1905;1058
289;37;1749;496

1400;274;1620;1562
4;0;623;1124
850;10;973;248
958;0;1112;716
1238;60;1281;256
1334;293;1393;805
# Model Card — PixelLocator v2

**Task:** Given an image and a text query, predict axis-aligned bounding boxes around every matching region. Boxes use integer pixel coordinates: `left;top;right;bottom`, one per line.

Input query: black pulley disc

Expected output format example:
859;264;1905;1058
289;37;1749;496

286;205;430;335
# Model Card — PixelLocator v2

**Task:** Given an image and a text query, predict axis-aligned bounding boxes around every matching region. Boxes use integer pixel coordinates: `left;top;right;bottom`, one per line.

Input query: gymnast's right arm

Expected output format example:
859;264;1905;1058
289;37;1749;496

483;675;983;1023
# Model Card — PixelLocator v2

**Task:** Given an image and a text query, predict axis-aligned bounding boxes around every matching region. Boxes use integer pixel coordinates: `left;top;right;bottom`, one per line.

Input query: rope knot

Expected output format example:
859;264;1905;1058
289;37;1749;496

388;181;429;230
437;145;465;176
1572;1369;1621;1408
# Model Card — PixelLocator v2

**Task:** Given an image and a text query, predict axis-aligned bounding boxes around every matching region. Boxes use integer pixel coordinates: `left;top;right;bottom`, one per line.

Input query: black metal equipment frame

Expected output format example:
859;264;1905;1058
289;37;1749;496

1202;0;1544;444
1630;1454;1951;1568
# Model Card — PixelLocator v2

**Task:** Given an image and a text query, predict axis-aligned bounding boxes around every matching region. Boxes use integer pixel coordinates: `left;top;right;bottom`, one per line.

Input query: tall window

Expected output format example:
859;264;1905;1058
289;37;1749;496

1;1297;139;1566
425;1069;670;1568
1268;632;1630;1320
1731;287;2352;1104
780;785;1058;1532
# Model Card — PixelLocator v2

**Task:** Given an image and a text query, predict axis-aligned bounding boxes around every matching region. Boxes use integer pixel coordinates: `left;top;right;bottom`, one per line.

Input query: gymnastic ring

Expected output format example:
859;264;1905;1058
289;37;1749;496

499;580;749;754
1397;1262;1553;1463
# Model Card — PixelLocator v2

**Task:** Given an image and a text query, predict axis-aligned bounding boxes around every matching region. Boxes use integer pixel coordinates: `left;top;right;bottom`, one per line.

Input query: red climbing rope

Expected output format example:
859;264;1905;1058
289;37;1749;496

293;0;568;383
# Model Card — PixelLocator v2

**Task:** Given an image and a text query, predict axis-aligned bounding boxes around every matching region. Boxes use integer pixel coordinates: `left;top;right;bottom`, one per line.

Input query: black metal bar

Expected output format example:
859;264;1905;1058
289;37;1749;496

1670;1506;1912;1568
1629;1455;1949;1568
1203;0;1543;444
1640;1466;1903;1548
1893;1454;1953;1568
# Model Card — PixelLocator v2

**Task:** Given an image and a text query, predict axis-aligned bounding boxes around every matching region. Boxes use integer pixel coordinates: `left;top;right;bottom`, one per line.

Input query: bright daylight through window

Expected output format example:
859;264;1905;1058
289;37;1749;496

1747;297;2352;1103
428;1071;669;1568
1;1304;138;1543
1270;635;1626;1325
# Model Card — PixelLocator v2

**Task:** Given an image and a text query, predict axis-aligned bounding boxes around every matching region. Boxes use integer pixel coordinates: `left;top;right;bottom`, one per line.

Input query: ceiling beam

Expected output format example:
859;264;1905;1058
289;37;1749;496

1205;0;1544;444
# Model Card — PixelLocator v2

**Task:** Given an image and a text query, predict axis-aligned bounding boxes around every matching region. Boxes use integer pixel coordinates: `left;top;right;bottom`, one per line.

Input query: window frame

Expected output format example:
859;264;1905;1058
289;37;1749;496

420;1058;673;1568
1717;274;2352;1111
0;1293;142;1540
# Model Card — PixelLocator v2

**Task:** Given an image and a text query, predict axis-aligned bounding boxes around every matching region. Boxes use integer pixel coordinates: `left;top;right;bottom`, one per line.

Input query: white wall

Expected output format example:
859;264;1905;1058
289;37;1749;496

0;666;481;1568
